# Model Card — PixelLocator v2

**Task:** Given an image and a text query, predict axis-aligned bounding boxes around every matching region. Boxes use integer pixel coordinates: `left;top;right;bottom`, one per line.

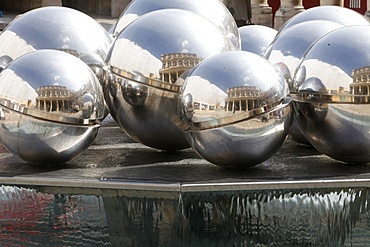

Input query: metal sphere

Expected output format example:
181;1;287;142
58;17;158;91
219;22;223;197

113;0;240;49
239;25;277;56
0;50;104;165
278;6;369;35
179;51;292;168
293;25;370;163
0;6;112;81
104;9;237;151
264;20;344;145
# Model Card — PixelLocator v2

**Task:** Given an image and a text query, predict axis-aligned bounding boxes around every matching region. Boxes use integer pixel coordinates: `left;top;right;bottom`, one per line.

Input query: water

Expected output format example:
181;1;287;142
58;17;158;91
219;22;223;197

0;185;370;246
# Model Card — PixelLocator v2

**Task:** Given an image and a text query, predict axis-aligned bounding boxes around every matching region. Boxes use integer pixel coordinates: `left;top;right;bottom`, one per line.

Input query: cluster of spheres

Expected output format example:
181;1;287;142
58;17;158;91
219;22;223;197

0;3;369;168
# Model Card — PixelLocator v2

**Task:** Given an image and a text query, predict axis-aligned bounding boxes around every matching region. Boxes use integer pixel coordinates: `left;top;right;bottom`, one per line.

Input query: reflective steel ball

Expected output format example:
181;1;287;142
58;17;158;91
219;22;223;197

278;6;369;35
264;20;344;145
113;0;240;49
239;25;277;56
0;6;112;81
0;50;104;165
293;25;370;163
179;51;293;168
104;9;236;151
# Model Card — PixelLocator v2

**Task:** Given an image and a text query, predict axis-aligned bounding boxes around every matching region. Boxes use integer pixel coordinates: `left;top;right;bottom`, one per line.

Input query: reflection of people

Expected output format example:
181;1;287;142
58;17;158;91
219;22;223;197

222;0;252;27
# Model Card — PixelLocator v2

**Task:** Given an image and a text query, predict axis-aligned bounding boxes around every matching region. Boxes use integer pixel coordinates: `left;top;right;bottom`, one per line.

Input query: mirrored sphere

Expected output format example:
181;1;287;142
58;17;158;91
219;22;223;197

278;6;369;35
104;9;236;151
0;6;113;81
0;50;104;165
113;0;240;49
264;20;344;145
179;51;292;168
293;25;370;163
239;25;277;56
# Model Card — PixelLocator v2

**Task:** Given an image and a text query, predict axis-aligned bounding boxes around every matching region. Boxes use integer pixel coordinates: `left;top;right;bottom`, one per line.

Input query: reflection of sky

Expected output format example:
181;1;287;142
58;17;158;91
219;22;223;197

189;51;282;93
302;26;370;77
300;59;352;91
118;9;230;59
7;50;93;92
239;25;277;56
279;6;369;34
7;7;111;55
110;38;162;78
267;21;344;77
183;76;227;106
118;0;232;37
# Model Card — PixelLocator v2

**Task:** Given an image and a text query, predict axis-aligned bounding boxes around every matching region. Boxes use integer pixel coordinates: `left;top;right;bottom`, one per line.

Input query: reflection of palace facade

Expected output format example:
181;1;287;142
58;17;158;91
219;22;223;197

159;53;202;83
226;86;263;112
350;66;370;103
36;85;74;112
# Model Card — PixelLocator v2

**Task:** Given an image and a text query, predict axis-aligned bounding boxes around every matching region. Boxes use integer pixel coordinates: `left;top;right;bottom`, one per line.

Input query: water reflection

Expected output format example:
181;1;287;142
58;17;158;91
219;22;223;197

0;185;110;246
1;185;370;246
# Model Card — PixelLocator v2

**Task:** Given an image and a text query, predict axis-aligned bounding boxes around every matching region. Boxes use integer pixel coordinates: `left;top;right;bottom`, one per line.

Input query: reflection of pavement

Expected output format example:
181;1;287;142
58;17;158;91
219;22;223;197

333;104;370;115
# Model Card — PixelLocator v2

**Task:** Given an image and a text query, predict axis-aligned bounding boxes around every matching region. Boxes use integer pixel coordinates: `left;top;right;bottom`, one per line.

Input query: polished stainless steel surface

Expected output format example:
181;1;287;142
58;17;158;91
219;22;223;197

3;11;370;247
265;20;344;92
179;51;292;168
0;6;112;80
264;20;344;145
0;50;103;164
104;9;236;151
239;25;277;56
113;0;240;49
293;25;370;163
278;5;369;35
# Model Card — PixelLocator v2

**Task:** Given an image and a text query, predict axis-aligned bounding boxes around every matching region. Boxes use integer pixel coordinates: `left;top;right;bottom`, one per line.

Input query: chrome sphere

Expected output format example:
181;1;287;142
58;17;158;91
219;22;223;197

0;6;112;81
264;20;344;145
293;25;370;163
278;6;369;35
104;9;236;151
239;25;277;56
179;51;293;168
113;0;240;49
0;50;104;165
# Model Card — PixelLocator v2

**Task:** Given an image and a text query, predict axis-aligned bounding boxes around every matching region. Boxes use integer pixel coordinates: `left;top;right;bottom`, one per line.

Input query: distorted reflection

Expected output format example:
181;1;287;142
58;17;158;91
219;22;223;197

2;185;370;246
160;53;202;84
113;0;240;49
297;64;370;103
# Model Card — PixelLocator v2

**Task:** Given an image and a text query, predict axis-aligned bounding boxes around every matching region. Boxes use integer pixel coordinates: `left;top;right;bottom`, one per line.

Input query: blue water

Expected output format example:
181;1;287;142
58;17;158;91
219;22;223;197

0;185;370;246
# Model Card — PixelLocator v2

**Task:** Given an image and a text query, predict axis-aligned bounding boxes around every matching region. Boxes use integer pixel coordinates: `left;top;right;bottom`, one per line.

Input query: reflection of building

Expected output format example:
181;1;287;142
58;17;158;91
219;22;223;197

159;53;202;83
36;85;74;112
225;86;263;112
350;66;370;103
193;101;216;111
